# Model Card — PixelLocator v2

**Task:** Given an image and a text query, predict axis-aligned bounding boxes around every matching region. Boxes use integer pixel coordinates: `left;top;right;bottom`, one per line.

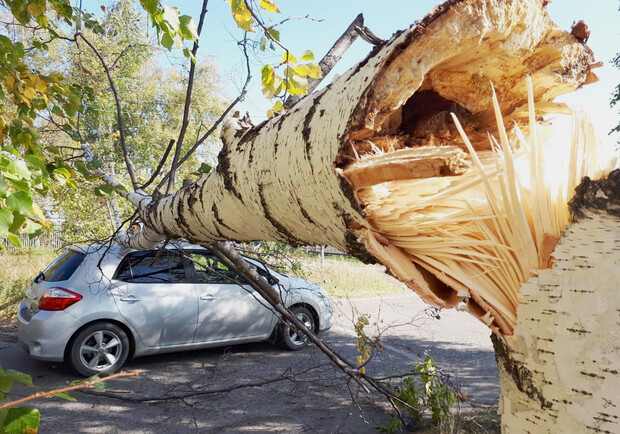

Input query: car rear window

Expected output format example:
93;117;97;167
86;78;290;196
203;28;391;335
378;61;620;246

43;249;86;282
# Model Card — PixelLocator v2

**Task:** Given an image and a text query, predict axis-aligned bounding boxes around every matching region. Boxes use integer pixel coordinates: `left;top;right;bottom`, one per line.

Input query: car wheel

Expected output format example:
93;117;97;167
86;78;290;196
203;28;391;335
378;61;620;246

278;305;315;351
69;322;130;377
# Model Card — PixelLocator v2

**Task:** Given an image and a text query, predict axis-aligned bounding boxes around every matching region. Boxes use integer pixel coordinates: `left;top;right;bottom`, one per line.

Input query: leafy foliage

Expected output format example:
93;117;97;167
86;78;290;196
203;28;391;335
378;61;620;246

354;314;372;373
227;0;322;116
378;352;457;432
0;366;39;433
0;4;83;246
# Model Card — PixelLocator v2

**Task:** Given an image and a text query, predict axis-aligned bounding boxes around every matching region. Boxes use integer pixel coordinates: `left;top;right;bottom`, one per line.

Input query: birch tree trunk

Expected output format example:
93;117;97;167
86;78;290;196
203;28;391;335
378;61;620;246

494;173;620;433
115;0;619;430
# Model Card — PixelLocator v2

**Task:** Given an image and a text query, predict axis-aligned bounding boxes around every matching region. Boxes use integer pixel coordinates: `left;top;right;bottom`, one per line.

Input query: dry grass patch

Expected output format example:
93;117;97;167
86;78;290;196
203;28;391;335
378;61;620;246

0;250;57;321
298;256;408;298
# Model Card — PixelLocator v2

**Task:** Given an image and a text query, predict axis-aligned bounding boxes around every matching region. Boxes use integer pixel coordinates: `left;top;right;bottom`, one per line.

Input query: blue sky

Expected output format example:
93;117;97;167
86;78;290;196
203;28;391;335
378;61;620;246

172;0;619;147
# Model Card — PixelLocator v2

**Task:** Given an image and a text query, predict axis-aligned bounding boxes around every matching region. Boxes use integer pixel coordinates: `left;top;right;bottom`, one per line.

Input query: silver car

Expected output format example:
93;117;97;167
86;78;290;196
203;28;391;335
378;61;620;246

17;244;332;376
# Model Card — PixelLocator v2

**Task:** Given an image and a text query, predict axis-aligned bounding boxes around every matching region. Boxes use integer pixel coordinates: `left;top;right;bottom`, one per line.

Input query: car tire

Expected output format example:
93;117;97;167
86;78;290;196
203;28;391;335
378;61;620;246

68;322;130;377
278;305;315;351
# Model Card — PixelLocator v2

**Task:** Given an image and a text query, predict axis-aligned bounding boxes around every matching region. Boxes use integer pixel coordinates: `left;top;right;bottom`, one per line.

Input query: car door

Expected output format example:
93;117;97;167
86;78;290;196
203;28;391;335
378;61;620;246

111;250;198;347
187;251;276;343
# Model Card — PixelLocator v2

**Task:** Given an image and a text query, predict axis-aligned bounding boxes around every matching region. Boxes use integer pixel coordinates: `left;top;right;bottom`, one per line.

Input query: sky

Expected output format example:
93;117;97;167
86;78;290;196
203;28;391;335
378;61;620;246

172;0;619;148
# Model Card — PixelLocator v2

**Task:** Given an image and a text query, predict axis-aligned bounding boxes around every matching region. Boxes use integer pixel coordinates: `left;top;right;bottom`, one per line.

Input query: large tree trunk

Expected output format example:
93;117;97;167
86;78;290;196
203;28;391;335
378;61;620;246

493;174;620;433
120;0;618;430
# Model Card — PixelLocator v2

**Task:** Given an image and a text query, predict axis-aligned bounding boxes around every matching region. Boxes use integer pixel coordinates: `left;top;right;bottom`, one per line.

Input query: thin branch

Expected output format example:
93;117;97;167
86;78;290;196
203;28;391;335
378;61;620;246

209;242;369;392
0;372;139;410
166;0;209;194
77;32;140;191
140;139;175;191
78;363;332;403
155;35;252;190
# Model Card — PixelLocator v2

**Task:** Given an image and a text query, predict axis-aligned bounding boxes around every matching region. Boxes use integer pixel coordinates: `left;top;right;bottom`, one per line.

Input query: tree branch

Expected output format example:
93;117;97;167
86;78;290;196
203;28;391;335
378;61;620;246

284;13;364;109
0;372;139;410
166;0;209;194
77;32;140;191
155;35;253;190
140;139;175;191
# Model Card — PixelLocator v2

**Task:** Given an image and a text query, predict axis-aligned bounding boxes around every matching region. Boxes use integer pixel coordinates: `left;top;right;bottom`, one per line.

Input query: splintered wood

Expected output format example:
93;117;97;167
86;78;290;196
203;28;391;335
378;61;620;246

344;78;616;335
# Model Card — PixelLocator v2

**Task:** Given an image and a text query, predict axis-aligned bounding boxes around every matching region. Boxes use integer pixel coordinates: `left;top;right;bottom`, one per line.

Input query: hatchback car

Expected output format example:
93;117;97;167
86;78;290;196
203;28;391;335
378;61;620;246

17;244;332;376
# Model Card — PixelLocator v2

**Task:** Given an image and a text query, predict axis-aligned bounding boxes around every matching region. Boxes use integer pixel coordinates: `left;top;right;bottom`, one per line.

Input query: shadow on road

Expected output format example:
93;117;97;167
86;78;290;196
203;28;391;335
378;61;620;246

1;313;498;433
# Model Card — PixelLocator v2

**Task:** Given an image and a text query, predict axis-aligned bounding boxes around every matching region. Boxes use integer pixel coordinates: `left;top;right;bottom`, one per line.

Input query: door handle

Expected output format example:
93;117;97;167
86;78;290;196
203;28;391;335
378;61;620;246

200;294;215;301
119;295;141;303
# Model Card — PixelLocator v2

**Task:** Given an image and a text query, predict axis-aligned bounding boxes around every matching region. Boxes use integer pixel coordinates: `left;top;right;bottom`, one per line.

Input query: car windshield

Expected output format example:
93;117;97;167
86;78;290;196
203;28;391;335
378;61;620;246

42;249;86;282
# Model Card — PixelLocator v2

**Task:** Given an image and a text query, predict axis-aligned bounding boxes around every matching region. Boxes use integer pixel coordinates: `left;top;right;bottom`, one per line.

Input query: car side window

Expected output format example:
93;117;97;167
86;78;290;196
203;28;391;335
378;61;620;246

115;251;187;283
188;253;245;284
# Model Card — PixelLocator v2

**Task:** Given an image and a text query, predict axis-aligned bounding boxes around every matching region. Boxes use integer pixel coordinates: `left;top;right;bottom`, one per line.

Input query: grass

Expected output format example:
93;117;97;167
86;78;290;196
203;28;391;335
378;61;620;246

296;255;408;298
0;249;57;321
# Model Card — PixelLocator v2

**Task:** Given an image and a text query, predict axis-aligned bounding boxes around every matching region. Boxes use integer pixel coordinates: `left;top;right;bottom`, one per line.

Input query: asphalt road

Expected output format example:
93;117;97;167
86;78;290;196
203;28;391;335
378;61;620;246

0;293;498;433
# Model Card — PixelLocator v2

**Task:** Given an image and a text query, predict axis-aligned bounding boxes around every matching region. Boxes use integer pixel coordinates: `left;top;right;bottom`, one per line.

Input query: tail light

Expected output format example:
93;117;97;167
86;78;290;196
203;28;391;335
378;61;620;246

38;287;83;311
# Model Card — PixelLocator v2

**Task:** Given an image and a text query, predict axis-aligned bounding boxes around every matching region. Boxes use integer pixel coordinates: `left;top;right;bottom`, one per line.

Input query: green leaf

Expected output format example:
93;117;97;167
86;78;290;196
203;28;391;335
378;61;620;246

300;50;314;61
178;15;198;41
53;167;71;179
73;161;91;177
281;51;296;64
161;6;180;34
160;32;174;50
94;184;115;196
266;28;279;42
259;37;266;51
52;392;77;402
140;0;159;15
259;0;280;13
0;209;13;236
230;0;254;32
287;74;308;95
0;378;12;394
306;62;322;79
3;406;40;434
7;160;31;180
6;233;21;247
23;155;47;174
6;191;34;217
7;178;30;193
9;213;26;234
198;163;212;174
0;175;6;197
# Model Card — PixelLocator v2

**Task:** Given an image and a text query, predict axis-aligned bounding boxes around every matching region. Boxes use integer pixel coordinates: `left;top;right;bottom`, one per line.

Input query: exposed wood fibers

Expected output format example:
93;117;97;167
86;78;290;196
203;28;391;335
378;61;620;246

343;78;616;335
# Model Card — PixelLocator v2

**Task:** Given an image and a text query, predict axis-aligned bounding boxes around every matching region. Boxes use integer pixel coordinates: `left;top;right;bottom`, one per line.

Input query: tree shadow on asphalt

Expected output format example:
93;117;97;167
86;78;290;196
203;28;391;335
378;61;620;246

3;320;499;433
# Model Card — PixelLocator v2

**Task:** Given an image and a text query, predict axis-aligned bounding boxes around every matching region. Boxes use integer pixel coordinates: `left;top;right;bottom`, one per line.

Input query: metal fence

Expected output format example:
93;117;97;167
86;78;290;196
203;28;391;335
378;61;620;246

302;245;345;255
0;233;65;252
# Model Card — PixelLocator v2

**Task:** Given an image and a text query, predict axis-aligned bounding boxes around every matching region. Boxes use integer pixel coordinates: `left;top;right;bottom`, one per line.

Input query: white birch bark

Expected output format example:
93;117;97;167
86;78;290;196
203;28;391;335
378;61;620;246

494;209;620;433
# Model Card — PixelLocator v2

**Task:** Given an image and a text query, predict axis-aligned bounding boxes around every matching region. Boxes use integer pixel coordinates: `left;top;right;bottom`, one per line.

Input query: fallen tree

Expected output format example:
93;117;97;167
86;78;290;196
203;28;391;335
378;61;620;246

88;0;618;431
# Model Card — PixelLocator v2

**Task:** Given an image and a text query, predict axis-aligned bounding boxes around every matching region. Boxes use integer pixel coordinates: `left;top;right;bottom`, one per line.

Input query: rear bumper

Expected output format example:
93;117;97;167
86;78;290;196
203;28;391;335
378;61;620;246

17;300;81;362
